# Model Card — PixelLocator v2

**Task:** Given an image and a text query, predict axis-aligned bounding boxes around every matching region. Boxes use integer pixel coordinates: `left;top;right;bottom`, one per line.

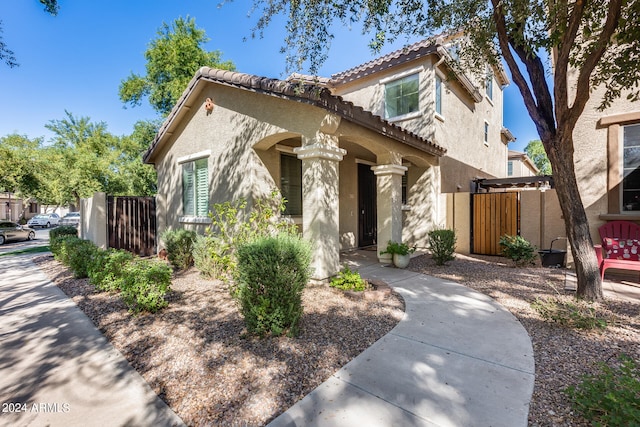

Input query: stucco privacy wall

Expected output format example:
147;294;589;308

80;192;107;249
519;189;566;253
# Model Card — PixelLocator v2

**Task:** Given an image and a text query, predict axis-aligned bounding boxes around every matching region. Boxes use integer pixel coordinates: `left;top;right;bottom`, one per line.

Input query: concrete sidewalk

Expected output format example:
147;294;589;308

269;251;536;427
0;254;185;427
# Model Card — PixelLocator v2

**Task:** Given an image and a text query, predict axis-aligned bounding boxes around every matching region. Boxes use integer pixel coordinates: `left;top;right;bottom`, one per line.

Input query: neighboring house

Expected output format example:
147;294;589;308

144;38;512;281
507;150;539;177
0;193;39;222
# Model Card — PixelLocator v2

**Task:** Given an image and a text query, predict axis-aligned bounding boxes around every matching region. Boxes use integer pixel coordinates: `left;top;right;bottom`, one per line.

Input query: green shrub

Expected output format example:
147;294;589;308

193;235;234;278
499;234;537;266
120;259;172;313
197;191;299;279
49;226;79;257
161;229;197;270
428;228;457;265
380;240;416;256
565;355;640;425
88;248;134;292
53;235;81;265
49;225;78;241
234;233;312;337
330;266;366;291
67;239;99;279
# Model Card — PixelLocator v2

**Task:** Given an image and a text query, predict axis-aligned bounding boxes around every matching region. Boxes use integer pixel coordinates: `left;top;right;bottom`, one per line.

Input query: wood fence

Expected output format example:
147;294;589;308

107;196;156;256
472;192;520;255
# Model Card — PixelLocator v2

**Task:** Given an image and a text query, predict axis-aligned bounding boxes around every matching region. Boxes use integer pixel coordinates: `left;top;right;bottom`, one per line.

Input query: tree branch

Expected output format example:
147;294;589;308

554;0;584;121
491;0;555;141
567;0;623;129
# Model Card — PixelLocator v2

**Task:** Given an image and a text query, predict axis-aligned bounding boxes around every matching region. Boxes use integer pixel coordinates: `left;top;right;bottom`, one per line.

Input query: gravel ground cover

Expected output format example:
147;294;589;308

33;252;639;426
33;255;404;426
408;253;639;427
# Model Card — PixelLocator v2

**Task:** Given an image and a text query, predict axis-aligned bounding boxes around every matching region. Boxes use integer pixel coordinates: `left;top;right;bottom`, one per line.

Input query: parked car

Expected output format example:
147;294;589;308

0;221;36;245
27;213;60;228
60;212;81;228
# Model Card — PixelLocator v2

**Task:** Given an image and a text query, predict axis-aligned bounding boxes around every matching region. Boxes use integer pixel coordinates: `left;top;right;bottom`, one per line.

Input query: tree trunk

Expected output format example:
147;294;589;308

545;134;603;301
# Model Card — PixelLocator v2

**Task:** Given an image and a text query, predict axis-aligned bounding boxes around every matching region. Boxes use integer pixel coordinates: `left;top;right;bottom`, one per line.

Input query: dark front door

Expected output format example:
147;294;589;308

358;163;377;247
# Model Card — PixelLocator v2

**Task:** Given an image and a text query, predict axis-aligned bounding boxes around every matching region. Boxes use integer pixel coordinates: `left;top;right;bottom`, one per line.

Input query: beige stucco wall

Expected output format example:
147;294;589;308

80;192;107;249
333;56;509;193
443;192;471;254
572;82;640;244
509;158;537;177
520;189;566;252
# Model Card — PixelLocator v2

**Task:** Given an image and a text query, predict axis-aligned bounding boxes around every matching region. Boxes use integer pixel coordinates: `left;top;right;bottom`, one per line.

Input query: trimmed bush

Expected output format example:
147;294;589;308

87;248;134;292
234;233;312;337
428;228;457;265
161;229;197;270
67;239;99;278
499;234;537;266
53;235;81;265
120;259;172;313
49;226;79;257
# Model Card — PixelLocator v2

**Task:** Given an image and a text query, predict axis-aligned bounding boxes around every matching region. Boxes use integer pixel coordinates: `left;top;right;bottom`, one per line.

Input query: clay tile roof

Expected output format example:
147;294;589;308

144;67;446;163
330;39;440;85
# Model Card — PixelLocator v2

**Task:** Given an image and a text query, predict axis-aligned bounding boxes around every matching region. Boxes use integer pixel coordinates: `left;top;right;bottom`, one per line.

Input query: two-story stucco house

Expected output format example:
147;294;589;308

143;38;512;281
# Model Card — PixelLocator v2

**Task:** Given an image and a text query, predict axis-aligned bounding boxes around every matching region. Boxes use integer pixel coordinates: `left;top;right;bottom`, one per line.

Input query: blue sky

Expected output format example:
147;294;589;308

0;0;539;152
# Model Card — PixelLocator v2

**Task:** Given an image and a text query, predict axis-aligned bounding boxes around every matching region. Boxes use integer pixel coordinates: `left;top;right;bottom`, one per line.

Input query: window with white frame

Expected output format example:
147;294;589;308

484;122;489;146
485;68;494;101
280;153;302;215
507;161;514;176
385;74;419;119
435;74;442;116
182;157;209;216
622;123;640;211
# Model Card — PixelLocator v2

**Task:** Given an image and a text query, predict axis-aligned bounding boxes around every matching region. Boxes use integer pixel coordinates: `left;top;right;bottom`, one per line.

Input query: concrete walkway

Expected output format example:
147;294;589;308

0;254;185;427
268;251;536;427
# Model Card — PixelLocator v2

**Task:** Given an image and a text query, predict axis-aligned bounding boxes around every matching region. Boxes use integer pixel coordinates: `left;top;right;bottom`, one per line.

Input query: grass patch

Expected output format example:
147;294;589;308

0;246;50;257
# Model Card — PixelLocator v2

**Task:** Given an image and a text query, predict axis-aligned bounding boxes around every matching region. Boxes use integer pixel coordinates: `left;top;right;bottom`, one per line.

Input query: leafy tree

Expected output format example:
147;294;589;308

44;111;128;208
0;134;44;197
119;16;235;116
249;0;640;301
1;1;59;67
525;140;552;176
114;120;159;196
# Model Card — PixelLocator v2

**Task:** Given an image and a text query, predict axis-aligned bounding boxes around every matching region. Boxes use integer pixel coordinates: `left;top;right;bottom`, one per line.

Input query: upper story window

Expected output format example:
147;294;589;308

182;157;209;217
485;68;494;101
280;153;302;216
622;124;640;211
385;74;419;119
507;161;514;176
484;122;489;146
435;75;442;116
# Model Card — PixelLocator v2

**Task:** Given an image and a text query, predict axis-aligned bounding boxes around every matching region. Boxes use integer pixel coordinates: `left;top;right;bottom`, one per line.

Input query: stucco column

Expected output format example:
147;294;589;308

294;137;346;282
372;163;408;263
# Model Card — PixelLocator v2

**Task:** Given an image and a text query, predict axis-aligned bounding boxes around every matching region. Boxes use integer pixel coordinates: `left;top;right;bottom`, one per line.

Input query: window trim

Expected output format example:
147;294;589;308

180;155;209;219
280;152;303;217
483;121;490;146
601;111;640;215
383;70;422;121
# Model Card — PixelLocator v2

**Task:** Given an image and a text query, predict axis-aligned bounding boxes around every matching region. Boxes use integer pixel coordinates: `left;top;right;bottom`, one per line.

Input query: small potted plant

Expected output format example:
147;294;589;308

380;240;416;268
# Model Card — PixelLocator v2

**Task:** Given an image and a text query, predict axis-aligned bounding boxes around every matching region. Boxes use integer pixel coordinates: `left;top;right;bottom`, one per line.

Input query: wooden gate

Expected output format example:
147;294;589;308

472;192;520;255
107;196;156;256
